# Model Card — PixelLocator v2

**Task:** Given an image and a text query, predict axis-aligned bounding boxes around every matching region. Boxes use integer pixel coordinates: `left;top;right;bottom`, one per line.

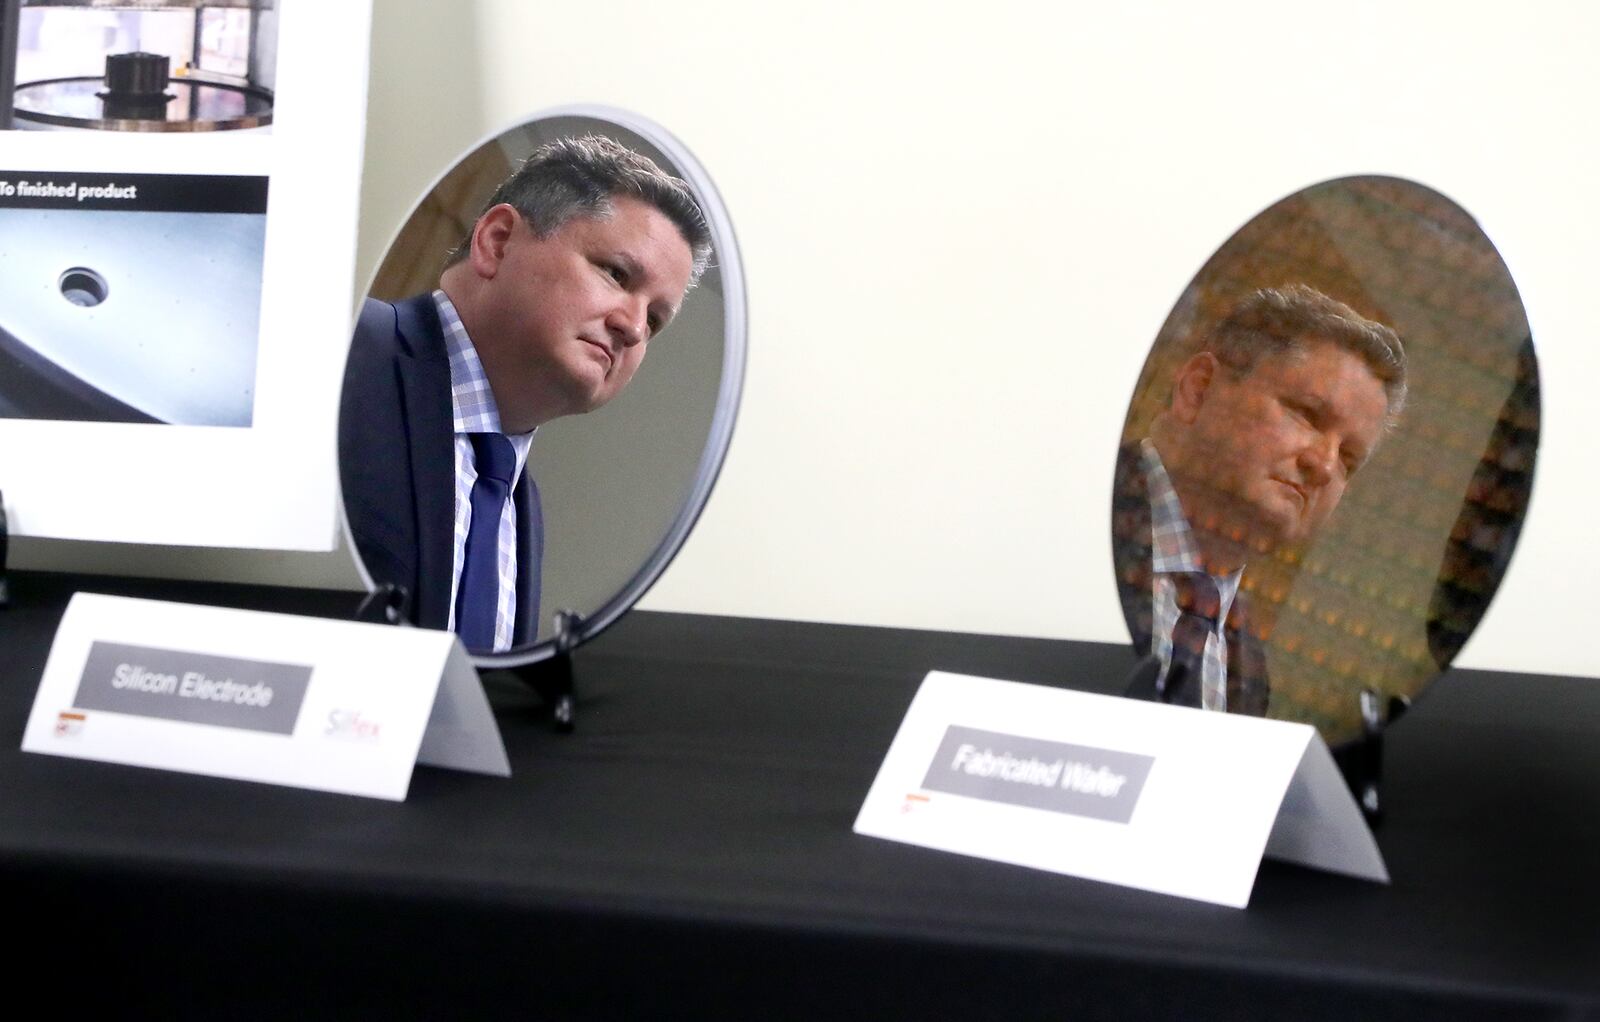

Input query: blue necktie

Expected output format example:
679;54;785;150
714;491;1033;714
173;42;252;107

1164;572;1220;707
457;432;515;651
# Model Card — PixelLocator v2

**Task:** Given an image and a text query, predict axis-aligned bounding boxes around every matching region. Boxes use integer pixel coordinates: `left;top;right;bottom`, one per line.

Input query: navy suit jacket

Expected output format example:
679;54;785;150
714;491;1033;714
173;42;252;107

1111;442;1270;716
339;294;543;646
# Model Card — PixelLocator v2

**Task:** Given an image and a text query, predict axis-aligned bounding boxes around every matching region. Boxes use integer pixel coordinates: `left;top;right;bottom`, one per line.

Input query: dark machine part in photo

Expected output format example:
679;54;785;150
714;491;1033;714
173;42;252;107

0;0;19;129
0;324;160;422
7;0;276;132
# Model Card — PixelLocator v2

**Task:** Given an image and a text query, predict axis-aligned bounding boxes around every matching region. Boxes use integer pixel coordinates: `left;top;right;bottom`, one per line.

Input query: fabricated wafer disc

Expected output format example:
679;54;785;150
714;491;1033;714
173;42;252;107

1113;176;1537;747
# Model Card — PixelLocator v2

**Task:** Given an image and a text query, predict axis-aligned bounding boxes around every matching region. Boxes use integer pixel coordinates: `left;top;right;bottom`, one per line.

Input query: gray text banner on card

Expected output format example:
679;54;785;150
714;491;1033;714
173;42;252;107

922;725;1155;823
74;641;312;735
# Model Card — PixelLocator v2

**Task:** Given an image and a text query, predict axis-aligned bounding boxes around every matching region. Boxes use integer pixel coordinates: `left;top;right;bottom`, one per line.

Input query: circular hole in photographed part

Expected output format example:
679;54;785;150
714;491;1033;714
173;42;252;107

59;267;108;307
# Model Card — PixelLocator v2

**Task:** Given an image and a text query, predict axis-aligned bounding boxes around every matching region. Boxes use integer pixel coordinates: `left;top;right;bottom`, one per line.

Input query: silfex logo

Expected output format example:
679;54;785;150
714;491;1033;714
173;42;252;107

324;709;381;741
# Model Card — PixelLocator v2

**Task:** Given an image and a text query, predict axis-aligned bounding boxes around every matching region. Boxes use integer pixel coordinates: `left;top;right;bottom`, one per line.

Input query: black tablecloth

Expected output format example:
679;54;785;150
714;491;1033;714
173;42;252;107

2;572;1597;1020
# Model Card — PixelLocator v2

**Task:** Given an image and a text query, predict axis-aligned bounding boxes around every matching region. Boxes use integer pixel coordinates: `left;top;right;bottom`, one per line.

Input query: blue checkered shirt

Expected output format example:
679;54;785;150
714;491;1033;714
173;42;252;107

436;291;535;653
1141;439;1242;712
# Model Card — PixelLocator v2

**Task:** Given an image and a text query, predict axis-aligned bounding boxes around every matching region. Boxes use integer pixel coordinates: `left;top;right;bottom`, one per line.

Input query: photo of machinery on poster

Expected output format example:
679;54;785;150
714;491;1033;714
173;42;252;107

0;0;370;549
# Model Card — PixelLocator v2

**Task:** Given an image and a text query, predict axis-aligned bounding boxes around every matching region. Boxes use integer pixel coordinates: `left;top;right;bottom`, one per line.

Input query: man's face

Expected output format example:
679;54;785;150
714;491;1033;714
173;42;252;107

473;196;695;427
1170;340;1390;550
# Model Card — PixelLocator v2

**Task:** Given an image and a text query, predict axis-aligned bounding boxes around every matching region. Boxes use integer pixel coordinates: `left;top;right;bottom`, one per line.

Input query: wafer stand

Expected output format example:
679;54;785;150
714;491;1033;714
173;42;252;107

513;609;581;734
1124;654;1404;825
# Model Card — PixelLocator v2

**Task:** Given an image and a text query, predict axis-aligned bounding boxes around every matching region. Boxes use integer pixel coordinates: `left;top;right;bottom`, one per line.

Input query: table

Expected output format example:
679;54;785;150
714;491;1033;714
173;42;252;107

2;571;1597;1019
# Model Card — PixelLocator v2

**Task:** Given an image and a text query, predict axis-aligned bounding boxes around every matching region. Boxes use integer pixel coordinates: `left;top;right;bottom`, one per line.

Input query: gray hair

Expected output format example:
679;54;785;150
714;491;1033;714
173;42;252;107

449;134;713;283
1208;284;1408;420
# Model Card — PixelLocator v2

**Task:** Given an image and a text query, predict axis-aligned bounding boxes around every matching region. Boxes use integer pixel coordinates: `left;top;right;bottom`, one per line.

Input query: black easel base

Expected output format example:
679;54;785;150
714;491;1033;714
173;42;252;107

512;652;575;734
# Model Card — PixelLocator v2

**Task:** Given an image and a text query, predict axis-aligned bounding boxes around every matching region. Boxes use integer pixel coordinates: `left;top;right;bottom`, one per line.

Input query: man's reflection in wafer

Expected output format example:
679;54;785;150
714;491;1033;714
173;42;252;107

1114;284;1406;714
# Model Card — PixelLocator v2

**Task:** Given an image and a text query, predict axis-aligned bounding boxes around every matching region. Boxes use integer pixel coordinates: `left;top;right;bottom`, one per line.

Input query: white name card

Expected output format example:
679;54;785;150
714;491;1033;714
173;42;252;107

854;671;1387;908
21;593;508;801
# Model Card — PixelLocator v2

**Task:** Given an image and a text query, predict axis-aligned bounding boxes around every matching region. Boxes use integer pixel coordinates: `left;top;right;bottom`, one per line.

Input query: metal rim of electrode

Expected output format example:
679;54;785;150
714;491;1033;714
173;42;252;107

339;102;747;669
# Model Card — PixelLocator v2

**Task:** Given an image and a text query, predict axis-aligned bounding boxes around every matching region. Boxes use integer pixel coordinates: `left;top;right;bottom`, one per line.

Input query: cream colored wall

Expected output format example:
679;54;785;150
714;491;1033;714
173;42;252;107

21;1;1600;681
441;0;1590;680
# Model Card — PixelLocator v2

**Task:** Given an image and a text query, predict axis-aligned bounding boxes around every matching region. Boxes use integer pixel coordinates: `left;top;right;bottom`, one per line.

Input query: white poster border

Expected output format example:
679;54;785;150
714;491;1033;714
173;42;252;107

0;2;371;551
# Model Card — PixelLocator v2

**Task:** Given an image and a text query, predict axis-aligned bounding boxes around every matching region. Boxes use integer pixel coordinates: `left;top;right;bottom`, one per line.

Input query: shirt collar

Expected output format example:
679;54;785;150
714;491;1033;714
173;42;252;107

1141;438;1245;612
1140;439;1205;574
434;289;535;438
